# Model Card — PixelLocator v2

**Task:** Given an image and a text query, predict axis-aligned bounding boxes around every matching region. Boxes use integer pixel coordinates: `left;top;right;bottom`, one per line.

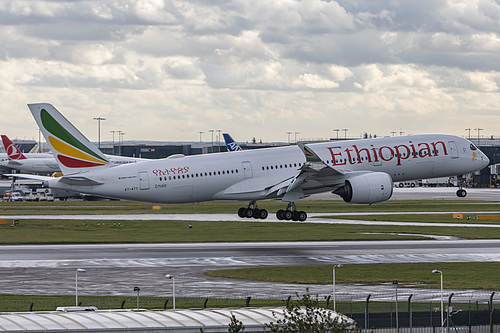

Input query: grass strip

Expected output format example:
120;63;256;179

1;200;500;215
0;294;496;313
205;262;500;290
1;219;500;243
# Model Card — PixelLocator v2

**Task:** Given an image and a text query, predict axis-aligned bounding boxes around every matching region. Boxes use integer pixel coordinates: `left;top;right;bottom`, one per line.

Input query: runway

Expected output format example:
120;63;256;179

0;240;499;303
0;187;499;304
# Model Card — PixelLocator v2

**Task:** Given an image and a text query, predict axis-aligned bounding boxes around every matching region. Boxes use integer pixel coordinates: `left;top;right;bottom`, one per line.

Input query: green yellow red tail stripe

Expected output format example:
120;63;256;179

40;108;109;168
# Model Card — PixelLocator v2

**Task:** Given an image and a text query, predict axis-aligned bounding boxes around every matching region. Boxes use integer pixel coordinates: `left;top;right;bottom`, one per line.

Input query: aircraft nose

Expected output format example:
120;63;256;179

483;151;490;165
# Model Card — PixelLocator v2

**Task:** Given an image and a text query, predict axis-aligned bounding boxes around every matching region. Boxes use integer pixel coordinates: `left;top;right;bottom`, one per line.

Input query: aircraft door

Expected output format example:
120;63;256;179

138;171;150;190
448;141;459;159
242;161;253;178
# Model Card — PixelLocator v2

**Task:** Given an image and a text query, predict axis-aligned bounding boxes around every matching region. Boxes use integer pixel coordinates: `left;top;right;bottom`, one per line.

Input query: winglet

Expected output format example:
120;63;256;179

1;135;27;161
27;103;110;175
297;142;321;162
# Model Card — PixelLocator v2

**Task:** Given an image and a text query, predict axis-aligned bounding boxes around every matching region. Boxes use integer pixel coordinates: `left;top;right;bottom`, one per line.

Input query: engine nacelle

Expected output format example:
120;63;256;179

333;172;393;204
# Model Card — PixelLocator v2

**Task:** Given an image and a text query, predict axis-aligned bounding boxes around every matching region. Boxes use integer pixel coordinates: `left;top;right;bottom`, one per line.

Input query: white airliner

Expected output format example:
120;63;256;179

1;134;147;175
1;135;59;174
9;103;489;221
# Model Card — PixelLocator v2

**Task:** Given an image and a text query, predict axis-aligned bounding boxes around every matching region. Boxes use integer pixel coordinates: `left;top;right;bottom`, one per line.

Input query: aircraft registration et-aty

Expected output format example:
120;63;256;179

7;103;490;222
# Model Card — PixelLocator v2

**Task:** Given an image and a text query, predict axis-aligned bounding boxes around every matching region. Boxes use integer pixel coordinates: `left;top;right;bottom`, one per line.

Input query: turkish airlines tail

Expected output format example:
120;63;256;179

27;103;111;176
1;135;27;161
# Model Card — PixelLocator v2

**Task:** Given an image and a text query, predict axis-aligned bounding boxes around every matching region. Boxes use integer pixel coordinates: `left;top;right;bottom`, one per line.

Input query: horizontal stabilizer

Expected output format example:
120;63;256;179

59;176;103;186
4;174;52;182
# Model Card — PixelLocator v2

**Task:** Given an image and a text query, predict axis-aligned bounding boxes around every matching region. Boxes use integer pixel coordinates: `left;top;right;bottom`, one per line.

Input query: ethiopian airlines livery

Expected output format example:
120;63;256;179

10;103;489;221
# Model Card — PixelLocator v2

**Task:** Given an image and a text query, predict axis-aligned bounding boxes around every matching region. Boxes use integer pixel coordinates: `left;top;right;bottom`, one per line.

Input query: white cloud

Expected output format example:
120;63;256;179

0;0;499;141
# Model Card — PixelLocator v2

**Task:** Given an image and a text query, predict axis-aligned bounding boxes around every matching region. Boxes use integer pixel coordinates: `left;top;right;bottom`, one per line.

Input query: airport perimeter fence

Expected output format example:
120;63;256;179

1;291;500;331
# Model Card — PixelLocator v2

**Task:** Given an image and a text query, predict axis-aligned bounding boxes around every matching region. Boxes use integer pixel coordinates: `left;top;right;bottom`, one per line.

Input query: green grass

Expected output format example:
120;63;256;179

2;293;494;313
1;199;500;215
0;198;500;244
206;262;500;290
1;218;500;244
324;213;500;224
0;294;286;312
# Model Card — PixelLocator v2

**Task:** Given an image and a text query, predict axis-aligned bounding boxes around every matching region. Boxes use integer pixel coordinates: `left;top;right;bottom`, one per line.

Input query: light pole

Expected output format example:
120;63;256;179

465;128;471;140
216;130;222;152
110;130;116;154
287;132;292;144
475;128;483;145
165;274;175;309
333;264;342;311
209;130;214;153
342;128;348;140
432;269;444;328
134;286;140;310
333;129;339;140
75;268;86;307
119;131;125;156
294;132;299;143
393;280;399;333
93;117;106;149
199;131;204;143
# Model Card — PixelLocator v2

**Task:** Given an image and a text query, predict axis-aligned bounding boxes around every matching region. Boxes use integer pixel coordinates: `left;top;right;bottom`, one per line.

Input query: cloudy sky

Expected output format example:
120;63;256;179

1;0;499;143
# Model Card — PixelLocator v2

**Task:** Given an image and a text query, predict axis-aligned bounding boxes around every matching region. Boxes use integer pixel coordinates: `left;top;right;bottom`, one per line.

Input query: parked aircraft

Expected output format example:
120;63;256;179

1;135;60;174
8;103;489;221
223;133;243;151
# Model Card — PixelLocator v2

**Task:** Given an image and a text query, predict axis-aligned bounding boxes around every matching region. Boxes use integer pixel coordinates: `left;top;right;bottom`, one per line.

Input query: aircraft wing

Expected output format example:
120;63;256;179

221;143;347;199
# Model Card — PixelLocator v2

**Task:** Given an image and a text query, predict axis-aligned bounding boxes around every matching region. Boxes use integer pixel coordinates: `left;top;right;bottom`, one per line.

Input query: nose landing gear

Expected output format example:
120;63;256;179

456;175;467;197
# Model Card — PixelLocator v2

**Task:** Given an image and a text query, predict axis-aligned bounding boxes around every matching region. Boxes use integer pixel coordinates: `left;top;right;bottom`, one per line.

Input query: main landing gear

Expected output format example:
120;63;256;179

236;201;308;221
237;201;269;219
276;202;307;222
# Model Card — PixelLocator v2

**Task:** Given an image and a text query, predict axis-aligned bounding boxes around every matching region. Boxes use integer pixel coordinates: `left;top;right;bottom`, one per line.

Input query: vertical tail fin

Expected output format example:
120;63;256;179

1;135;27;161
27;103;110;175
223;133;243;152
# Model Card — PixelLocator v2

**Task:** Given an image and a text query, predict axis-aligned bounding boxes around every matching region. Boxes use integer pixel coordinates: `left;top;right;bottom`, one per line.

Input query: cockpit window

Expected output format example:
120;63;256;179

470;143;477;151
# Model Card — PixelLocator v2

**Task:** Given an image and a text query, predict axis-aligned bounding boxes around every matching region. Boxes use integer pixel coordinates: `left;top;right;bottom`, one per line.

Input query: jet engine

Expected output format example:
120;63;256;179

333;172;393;204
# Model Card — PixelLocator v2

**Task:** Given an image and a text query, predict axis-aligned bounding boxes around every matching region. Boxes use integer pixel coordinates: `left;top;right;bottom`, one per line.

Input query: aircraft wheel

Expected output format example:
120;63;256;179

456;189;467;197
298;211;307;221
253;209;261;219
292;211;300;221
238;207;247;218
284;210;293;220
259;209;268;219
276;210;285;220
245;208;254;218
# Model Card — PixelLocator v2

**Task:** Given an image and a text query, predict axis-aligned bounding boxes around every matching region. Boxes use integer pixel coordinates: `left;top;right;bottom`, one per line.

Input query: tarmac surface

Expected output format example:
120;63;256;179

0;187;499;304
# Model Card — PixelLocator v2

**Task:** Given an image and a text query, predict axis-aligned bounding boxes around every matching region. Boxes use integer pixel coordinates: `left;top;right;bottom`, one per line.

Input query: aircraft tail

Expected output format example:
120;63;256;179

27;103;110;175
1;135;27;161
223;133;243;152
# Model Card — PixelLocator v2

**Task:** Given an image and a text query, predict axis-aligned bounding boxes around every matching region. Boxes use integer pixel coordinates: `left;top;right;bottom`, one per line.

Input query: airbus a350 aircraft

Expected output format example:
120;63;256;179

9;103;489;221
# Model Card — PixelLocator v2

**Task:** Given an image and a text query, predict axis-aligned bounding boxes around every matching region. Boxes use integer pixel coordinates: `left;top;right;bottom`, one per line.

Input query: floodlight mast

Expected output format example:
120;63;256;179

432;269;444;328
75;268;86;307
165;274;176;309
